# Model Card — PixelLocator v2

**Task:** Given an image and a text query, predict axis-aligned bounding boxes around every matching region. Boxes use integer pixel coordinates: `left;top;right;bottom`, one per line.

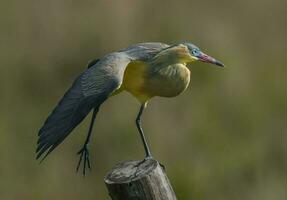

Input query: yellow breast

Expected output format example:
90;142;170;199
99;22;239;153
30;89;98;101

112;61;191;103
112;61;151;103
144;63;191;98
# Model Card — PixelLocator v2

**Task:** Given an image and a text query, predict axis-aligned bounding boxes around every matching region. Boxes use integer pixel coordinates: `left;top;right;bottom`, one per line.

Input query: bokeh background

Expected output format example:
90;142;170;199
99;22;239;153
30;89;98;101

1;0;287;199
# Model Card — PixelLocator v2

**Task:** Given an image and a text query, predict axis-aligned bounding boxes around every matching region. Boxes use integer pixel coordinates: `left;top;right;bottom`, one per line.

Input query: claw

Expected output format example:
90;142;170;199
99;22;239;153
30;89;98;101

159;163;166;171
76;145;91;175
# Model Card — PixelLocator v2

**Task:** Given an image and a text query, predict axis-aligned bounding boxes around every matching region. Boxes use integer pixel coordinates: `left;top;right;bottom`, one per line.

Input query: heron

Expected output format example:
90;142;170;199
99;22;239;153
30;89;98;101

37;42;224;174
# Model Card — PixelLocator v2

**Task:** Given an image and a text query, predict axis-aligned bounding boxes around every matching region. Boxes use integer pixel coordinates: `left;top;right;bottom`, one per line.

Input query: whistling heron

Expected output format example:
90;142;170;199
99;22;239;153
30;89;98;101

37;42;224;174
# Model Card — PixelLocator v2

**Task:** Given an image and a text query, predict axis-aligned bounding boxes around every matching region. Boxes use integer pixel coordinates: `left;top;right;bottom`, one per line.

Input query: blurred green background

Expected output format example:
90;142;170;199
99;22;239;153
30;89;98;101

1;0;287;199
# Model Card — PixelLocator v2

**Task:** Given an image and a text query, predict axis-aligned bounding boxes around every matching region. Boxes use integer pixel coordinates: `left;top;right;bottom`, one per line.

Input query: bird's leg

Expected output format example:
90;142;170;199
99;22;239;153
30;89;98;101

136;104;152;159
76;107;98;175
134;105;167;170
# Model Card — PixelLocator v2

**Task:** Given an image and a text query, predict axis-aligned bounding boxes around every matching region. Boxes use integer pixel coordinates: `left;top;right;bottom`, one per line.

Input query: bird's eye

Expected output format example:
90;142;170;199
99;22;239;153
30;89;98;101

192;49;200;56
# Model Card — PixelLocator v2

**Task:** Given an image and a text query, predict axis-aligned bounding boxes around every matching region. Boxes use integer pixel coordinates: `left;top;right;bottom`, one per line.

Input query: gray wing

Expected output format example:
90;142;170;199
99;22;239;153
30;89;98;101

36;43;168;160
37;53;131;160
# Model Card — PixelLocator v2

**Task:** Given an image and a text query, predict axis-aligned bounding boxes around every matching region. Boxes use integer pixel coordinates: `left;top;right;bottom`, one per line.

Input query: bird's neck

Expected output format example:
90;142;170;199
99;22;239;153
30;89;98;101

151;56;185;66
150;44;192;66
154;63;189;74
149;59;187;72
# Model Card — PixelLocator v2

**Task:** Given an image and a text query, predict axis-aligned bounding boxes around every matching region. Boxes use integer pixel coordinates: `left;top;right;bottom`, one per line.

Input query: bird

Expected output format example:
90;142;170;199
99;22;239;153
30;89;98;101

37;42;224;174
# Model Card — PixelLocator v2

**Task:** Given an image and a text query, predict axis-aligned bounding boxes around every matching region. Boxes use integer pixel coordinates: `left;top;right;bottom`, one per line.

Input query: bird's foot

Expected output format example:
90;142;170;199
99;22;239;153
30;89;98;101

76;144;91;175
136;156;165;171
159;162;166;171
145;155;154;160
134;155;153;168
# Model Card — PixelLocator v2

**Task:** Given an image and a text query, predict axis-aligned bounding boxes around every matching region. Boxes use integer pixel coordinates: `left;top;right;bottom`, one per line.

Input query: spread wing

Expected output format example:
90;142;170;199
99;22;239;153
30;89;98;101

36;53;131;160
36;43;168;160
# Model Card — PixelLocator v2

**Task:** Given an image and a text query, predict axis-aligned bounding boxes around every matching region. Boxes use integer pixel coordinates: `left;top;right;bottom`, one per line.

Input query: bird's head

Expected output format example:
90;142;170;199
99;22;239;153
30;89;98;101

183;42;224;67
152;42;224;67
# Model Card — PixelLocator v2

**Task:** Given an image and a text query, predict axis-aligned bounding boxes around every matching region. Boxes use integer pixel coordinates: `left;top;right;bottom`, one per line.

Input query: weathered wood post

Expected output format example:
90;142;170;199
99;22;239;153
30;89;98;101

104;159;177;200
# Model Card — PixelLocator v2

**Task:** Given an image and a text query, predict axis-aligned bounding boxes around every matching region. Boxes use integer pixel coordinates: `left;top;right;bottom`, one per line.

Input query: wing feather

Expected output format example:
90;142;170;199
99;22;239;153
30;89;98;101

37;53;130;160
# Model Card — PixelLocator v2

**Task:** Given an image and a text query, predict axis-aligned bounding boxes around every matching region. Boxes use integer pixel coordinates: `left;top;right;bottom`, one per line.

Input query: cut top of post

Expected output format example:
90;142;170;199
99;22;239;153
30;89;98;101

105;159;158;184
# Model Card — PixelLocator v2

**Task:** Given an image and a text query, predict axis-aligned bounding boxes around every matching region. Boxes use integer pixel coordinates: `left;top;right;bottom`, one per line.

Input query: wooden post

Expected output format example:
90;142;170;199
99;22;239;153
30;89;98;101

104;159;177;200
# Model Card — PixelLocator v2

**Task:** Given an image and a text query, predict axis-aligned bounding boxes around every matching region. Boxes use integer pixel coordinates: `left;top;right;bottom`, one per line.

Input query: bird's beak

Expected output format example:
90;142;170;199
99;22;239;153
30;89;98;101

196;52;224;67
